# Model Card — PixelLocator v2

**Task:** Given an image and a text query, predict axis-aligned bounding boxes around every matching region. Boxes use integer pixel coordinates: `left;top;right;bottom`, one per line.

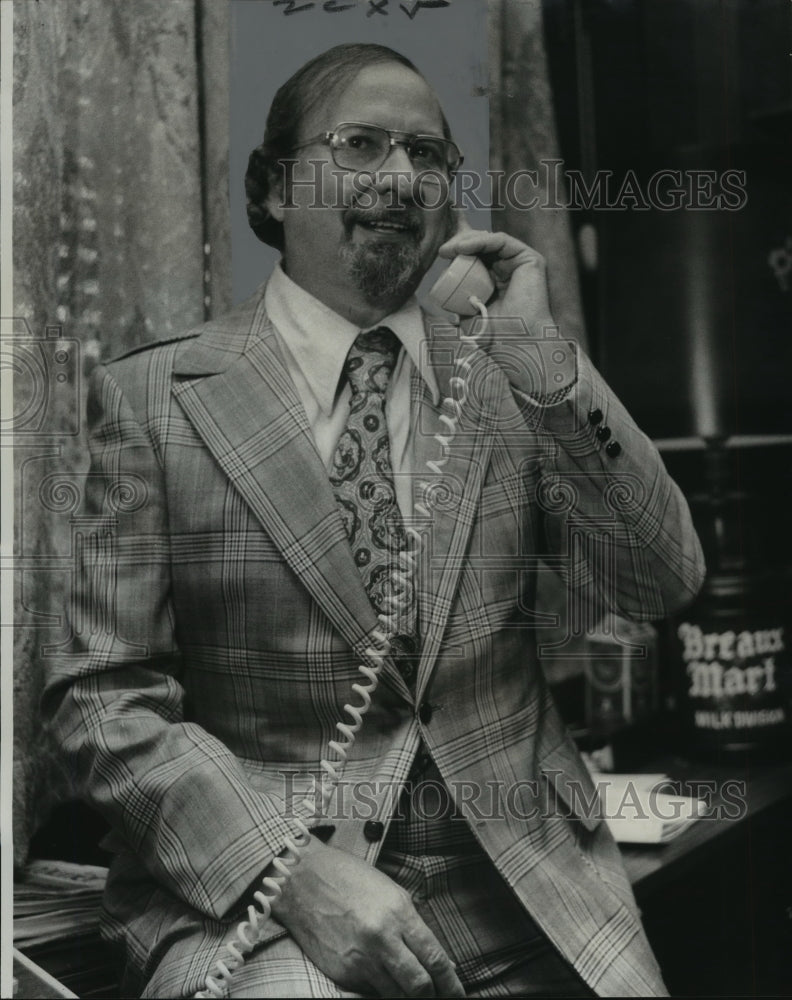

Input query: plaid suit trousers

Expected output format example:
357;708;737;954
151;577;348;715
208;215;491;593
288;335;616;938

148;761;595;999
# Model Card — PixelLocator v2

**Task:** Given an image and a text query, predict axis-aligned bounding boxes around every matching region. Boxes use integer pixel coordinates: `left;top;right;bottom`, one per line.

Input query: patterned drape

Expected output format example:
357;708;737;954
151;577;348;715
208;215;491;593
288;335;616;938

12;0;231;867
489;0;590;683
488;0;588;356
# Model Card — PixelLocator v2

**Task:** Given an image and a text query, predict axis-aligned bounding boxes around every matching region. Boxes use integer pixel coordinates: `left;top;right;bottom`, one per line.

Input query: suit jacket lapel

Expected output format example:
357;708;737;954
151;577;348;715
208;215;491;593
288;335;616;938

171;296;410;699
412;319;499;704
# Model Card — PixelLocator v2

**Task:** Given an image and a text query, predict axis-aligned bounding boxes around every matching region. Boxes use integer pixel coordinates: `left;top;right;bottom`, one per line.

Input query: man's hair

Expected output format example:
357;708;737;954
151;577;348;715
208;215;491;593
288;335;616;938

245;43;452;250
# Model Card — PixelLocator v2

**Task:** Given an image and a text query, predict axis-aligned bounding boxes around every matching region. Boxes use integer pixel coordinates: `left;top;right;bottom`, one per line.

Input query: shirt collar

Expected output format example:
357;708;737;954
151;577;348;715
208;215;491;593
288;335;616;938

264;262;440;416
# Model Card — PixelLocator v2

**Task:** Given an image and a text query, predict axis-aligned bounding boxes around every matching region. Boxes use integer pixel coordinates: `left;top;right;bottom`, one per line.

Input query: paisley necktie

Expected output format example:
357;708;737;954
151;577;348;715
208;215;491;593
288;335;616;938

330;327;418;680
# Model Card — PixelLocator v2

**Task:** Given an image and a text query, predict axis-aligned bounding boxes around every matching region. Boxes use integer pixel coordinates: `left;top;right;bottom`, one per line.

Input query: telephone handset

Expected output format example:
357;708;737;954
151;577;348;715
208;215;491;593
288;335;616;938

196;261;492;1000
428;254;494;316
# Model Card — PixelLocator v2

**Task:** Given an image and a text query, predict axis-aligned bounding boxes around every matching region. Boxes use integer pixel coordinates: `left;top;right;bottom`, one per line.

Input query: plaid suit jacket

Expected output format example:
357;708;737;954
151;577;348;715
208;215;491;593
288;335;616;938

44;287;705;997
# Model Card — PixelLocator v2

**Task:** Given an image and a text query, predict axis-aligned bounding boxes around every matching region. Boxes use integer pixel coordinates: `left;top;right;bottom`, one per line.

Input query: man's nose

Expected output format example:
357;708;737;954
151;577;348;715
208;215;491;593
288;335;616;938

369;143;418;197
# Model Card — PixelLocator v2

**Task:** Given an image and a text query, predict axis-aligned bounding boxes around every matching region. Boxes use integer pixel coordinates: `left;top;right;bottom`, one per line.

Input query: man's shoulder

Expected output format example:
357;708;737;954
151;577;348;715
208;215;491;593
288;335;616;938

104;287;270;379
108;328;201;365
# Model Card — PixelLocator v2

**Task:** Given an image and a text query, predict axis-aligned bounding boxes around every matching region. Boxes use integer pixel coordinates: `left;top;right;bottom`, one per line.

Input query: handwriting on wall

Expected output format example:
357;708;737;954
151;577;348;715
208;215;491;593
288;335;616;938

273;0;451;18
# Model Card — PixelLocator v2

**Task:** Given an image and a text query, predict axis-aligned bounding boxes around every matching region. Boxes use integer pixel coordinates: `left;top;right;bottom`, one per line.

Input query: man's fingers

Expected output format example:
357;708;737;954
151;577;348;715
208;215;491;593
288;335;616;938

402;922;466;998
384;944;437;997
439;229;540;267
422;950;465;998
367;964;414;999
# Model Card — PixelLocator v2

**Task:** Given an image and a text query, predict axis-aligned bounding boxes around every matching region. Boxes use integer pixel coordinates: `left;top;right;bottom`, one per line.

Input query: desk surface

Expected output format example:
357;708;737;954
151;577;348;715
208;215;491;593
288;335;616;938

620;755;792;897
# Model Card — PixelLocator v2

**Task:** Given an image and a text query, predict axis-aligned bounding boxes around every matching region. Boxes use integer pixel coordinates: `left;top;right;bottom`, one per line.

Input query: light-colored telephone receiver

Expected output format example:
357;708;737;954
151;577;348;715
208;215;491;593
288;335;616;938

429;255;494;316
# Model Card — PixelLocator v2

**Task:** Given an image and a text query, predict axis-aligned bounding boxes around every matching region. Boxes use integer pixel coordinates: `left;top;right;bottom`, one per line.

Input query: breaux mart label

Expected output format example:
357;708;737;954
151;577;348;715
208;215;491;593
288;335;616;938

677;622;789;733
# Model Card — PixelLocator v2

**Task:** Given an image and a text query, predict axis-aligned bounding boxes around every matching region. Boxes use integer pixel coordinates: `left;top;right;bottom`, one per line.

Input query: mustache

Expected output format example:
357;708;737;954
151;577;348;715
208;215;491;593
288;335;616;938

343;204;425;237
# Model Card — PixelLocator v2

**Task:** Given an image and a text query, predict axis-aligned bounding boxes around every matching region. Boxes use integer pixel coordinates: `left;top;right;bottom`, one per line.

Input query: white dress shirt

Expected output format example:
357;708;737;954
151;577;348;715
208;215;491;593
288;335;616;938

265;262;441;520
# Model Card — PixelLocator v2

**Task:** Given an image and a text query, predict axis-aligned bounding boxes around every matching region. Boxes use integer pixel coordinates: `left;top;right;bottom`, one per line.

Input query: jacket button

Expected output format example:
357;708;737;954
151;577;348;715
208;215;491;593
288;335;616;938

363;820;385;842
419;703;433;724
588;408;603;425
391;634;417;684
605;440;622;457
596;424;611;442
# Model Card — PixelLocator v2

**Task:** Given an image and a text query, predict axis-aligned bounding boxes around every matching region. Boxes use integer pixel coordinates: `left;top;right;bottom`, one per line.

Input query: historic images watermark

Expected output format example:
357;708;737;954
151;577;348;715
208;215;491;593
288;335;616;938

275;158;749;213
279;771;749;823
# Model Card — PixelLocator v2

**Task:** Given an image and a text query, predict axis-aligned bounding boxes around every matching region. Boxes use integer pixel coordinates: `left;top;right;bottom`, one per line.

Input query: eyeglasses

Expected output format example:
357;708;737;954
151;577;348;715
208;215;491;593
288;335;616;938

289;121;463;175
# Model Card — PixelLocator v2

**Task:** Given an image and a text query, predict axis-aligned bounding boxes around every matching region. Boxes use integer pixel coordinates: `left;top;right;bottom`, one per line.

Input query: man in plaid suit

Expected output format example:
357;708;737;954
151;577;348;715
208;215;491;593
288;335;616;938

45;44;705;998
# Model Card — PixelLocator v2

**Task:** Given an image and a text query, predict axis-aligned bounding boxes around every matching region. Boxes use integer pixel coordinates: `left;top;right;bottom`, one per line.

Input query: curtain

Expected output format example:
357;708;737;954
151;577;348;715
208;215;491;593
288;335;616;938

489;0;587;355
489;0;590;685
12;0;231;868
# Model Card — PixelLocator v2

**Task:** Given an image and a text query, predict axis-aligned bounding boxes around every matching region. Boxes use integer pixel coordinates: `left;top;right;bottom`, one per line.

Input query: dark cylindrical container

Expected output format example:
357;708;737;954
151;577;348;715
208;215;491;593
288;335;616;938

671;570;791;762
668;446;792;761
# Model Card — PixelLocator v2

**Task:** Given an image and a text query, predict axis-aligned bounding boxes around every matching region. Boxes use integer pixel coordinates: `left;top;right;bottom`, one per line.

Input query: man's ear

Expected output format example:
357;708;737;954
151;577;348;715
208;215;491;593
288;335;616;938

265;166;286;223
450;207;475;237
245;146;285;227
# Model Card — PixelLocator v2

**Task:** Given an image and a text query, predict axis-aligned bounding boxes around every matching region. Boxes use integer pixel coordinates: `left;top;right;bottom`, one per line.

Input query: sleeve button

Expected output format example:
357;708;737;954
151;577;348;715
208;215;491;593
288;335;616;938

363;820;385;842
596;425;611;442
605;440;622;457
588;408;603;425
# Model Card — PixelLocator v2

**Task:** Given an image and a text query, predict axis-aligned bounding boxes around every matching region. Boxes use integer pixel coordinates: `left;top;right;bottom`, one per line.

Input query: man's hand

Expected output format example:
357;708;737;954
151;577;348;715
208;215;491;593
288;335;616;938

439;220;555;331
438;223;577;398
270;836;465;998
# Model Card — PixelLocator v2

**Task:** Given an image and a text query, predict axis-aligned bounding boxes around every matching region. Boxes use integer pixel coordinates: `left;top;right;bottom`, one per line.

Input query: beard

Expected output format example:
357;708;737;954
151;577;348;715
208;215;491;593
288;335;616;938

339;238;424;307
338;201;455;308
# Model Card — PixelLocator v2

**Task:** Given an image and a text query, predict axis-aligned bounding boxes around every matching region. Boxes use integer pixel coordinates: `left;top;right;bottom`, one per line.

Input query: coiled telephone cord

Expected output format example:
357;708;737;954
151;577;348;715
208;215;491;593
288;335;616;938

196;296;488;998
